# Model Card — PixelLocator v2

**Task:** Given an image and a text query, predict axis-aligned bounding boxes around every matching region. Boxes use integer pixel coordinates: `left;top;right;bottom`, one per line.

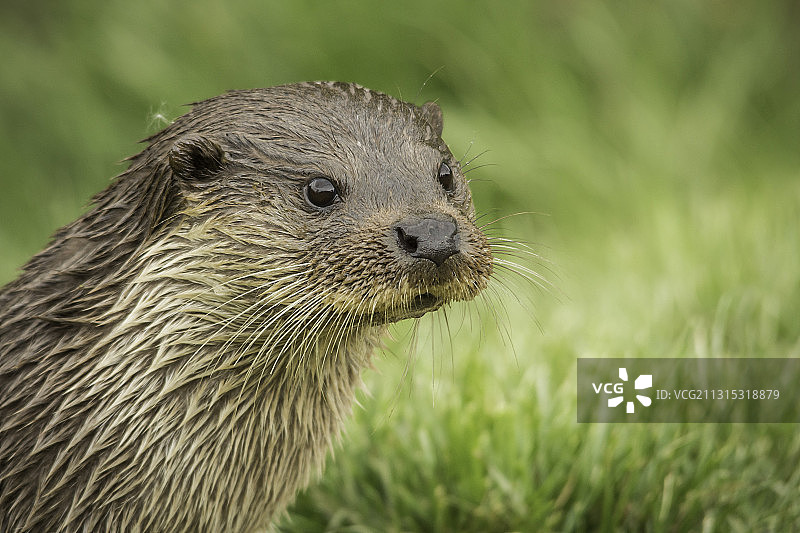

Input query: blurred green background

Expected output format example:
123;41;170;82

2;1;799;531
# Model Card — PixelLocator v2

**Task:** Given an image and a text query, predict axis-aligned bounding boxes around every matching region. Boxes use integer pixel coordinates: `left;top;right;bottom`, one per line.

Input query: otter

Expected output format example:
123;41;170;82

0;81;493;532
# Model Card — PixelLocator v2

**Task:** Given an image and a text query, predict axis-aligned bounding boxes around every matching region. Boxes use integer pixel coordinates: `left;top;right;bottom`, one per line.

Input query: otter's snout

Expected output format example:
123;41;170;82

394;215;459;267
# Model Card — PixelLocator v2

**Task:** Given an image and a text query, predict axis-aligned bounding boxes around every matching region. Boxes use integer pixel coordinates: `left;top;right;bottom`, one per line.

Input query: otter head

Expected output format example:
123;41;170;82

158;81;492;333
0;82;496;532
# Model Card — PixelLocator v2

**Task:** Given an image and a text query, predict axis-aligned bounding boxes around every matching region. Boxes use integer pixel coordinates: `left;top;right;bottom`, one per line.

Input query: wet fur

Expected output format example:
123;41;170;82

0;82;492;531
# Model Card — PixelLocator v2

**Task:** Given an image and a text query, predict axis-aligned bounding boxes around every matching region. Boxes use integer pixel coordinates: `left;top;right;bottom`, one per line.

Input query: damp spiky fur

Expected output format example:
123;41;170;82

0;82;492;532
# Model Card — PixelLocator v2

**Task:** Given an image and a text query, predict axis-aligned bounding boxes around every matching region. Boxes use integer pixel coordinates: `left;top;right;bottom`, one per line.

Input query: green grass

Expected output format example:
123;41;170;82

2;1;799;531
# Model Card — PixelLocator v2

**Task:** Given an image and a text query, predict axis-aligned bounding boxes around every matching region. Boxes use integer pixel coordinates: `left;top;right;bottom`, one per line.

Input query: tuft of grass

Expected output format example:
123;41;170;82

282;313;800;532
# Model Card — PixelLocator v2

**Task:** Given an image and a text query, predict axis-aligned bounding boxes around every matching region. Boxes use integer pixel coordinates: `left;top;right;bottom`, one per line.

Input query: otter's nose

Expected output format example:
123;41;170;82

394;215;459;267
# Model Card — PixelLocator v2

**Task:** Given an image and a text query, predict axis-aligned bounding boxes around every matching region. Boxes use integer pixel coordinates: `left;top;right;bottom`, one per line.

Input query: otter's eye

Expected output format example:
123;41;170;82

304;177;340;208
438;161;454;192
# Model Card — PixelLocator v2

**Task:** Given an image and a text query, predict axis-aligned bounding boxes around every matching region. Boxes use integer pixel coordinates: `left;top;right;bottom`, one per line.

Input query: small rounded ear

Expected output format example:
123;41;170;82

420;101;444;137
168;135;226;180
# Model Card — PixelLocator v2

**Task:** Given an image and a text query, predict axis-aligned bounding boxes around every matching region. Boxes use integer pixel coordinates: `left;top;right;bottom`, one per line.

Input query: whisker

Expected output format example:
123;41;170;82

493;258;557;295
460;148;491;170
462;162;498;175
478;211;548;230
414;66;445;104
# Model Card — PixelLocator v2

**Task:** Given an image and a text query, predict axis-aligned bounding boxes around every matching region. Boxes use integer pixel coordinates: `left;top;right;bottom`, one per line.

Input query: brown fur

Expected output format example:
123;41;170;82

0;82;492;532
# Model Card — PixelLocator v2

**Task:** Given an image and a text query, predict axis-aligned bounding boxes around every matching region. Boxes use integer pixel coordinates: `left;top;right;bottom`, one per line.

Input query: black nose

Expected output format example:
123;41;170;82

394;215;459;267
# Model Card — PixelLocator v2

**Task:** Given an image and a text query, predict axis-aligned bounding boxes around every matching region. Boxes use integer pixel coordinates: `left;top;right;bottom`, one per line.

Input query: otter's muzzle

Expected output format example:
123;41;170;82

394;215;459;267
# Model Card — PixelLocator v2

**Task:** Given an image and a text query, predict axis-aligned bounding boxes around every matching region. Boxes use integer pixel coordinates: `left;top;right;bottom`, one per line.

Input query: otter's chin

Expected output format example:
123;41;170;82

361;292;445;326
404;292;443;318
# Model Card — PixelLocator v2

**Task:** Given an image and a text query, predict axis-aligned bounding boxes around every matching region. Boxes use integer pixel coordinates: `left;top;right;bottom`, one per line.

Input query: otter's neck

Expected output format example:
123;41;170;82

0;219;385;532
86;229;387;529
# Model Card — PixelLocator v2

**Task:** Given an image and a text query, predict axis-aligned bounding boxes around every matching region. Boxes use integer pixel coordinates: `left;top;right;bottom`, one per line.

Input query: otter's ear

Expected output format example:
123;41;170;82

420;101;444;137
168;135;226;180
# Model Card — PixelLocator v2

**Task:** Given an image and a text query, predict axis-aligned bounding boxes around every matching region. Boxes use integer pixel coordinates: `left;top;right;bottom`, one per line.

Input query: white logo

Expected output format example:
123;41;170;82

607;368;652;413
